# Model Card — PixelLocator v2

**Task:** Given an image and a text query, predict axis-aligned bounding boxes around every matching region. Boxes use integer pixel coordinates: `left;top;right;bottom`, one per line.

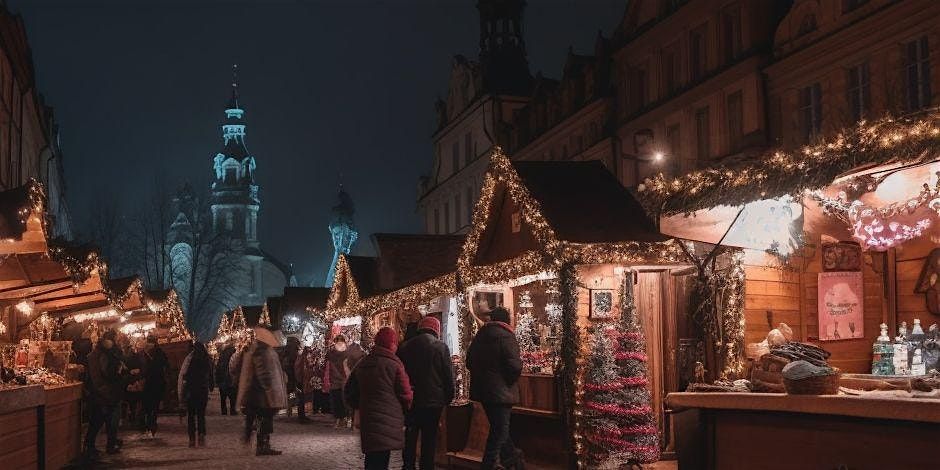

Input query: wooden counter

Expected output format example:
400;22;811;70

666;392;940;469
43;383;83;470
0;385;44;470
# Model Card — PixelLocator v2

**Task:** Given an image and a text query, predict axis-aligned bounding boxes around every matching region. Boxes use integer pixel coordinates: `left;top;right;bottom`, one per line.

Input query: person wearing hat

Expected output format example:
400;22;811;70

344;327;413;470
396;316;454;470
466;307;525;470
326;334;351;428
237;326;288;456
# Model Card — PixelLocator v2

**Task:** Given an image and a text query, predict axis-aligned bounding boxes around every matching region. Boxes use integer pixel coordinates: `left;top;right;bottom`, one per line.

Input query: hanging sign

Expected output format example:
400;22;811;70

818;271;864;341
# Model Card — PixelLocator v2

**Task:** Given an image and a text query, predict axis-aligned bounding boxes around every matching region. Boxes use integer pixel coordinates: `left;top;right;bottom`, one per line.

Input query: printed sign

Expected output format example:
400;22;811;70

818;271;864;341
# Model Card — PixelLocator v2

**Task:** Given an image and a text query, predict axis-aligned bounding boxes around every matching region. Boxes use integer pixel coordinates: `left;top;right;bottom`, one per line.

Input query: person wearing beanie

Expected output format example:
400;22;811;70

396;315;454;470
237;327;288;456
345;327;413;470
466;307;525;470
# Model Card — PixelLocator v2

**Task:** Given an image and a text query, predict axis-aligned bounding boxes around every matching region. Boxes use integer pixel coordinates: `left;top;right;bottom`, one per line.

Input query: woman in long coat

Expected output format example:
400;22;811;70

237;327;288;456
344;327;413;470
178;341;213;447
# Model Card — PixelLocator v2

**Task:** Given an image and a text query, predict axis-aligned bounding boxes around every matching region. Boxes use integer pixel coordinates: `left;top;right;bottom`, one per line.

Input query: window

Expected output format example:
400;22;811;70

905;36;932;112
631;64;648;111
444;201;451;233
847;62;870;123
721;5;742;64
663;45;680;94
466;187;474;225
455;192;462;229
842;0;868;13
797;14;817;37
695;107;710;160
452;141;460;174
666;124;681;175
224;166;237;183
799;83;823;141
433;208;440;234
224;211;234;231
464;132;473;166
250;264;257;291
727;91;744;152
690;26;707;81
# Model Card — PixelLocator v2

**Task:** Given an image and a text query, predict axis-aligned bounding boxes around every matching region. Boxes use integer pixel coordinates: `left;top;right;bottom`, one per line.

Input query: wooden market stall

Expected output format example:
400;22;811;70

0;180;104;469
323;254;380;345
447;149;692;469
274;286;329;344
640;110;940;467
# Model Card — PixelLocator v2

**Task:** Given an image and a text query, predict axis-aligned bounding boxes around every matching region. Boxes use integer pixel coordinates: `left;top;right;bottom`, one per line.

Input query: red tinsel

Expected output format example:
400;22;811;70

585;432;659;456
584;401;653;416
583;376;649;392
615;351;648;361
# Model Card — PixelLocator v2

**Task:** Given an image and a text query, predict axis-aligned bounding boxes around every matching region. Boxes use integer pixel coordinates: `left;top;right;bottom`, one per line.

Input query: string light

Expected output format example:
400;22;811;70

640;109;940;215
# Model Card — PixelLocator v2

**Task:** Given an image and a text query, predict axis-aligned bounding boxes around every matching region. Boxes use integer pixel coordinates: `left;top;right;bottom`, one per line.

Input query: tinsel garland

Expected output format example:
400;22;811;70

583;402;653;416
639;109;940;215
558;263;582;469
615;351;648;362
583;376;649;392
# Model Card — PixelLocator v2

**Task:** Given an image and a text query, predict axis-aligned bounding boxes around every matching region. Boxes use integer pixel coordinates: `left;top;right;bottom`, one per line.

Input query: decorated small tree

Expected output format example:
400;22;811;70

581;273;659;468
515;310;539;371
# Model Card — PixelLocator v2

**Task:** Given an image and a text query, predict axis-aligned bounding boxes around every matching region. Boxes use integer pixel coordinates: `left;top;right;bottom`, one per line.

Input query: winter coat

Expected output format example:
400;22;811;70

229;348;245;388
466;322;522;405
344;346;413;453
397;331;455;408
86;345;125;406
326;348;349;391
237;340;288;410
215;346;237;390
142;347;169;402
294;351;323;395
282;347;300;391
346;343;366;371
178;350;214;408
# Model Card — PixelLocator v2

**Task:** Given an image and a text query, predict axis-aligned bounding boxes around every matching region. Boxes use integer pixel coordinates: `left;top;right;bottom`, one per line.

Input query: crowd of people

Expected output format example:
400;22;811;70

77;305;527;470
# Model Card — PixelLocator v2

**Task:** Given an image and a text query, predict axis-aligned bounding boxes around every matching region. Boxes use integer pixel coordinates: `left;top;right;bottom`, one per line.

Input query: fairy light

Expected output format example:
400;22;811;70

15;299;35;316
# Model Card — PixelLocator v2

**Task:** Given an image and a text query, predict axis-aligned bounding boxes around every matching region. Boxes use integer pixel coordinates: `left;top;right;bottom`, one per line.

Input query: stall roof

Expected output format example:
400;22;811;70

372;233;465;291
639;109;940;215
241;305;264;327
280;286;329;315
345;255;379;299
514;160;666;243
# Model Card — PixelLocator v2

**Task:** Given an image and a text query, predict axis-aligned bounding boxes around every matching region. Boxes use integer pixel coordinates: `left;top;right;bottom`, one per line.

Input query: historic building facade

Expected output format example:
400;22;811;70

168;68;293;329
0;5;70;238
417;0;533;235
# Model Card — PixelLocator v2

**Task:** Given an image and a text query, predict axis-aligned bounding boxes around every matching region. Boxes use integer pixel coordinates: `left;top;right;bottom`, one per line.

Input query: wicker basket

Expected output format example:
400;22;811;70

783;369;841;395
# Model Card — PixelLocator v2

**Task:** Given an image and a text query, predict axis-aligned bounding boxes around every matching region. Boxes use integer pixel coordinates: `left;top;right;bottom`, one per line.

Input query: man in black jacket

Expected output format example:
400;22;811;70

84;330;128;458
466;307;525;470
397;316;454;470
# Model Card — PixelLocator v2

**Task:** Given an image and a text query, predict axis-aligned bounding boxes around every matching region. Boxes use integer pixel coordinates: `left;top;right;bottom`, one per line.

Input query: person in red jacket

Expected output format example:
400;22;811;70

344;327;413;470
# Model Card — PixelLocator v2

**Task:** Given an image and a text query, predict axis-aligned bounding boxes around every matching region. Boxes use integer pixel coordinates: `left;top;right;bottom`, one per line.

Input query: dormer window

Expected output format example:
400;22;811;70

225;166;237;183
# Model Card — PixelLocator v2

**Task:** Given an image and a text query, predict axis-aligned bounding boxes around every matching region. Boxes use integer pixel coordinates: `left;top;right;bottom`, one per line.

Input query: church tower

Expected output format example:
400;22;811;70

210;64;259;246
477;0;531;94
325;186;358;287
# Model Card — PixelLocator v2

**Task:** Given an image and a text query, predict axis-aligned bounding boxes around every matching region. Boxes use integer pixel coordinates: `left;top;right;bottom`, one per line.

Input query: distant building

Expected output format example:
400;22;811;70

0;5;71;238
417;0;533;235
325;186;358;287
168;67;294;335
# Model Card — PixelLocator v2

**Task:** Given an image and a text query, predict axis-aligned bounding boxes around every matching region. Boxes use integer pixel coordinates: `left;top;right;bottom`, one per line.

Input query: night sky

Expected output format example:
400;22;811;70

10;0;624;286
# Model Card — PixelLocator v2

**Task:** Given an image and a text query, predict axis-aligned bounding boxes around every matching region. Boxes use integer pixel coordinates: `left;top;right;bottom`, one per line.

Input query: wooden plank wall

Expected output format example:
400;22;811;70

894;237;936;331
743;244;885;374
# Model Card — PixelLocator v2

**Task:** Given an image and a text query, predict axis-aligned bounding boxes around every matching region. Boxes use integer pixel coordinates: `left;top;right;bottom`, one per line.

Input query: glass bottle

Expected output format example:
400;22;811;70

872;323;894;375
894;323;910;375
909;319;926;370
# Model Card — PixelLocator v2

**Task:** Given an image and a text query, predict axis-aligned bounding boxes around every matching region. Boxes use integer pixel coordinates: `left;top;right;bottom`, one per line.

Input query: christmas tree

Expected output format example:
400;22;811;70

515;311;538;371
581;273;659;467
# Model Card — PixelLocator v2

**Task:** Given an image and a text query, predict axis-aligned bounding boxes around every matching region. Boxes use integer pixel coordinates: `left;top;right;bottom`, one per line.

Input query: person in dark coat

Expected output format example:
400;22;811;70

294;346;322;422
123;343;146;428
397;316;454;470
326;334;350;427
344;327;413;470
238;327;288;456
215;343;237;415
466;307;525;470
84;330;129;458
282;337;302;419
179;341;214;447
141;336;168;438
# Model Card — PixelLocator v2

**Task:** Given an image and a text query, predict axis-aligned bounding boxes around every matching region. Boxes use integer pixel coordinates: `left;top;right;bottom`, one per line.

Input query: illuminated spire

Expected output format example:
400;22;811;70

227;64;240;111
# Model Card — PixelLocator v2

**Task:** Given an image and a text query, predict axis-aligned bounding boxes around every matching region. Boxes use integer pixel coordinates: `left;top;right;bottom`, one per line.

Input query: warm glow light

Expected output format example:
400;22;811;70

653;152;663;162
15;299;35;315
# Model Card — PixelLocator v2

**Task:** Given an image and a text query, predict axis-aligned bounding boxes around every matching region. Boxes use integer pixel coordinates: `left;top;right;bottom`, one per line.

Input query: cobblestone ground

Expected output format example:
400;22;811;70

77;394;402;469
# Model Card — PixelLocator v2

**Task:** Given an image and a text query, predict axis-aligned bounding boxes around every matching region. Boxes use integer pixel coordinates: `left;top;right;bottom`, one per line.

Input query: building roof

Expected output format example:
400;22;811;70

280;286;330;314
345;255;379;299
512;160;666;243
372;233;465;291
241;305;264;327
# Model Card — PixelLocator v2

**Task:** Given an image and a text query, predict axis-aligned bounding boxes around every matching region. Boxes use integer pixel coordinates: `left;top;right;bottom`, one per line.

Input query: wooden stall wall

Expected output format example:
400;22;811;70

895;237;938;332
742;241;885;373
